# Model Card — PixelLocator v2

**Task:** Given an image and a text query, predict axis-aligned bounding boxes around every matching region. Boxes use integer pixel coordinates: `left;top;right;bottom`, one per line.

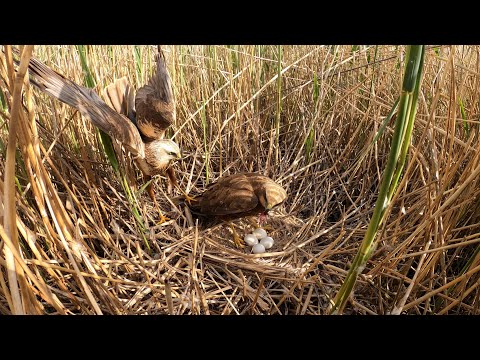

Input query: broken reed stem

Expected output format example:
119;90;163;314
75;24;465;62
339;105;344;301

3;45;34;315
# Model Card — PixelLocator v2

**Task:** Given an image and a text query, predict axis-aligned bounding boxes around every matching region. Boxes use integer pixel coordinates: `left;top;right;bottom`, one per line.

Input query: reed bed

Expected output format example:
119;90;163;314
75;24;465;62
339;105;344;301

1;45;479;314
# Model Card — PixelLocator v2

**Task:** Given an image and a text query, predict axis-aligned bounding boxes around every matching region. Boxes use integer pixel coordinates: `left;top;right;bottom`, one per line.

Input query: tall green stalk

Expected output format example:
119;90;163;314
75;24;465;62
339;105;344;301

330;45;425;314
75;45;120;173
275;45;283;162
201;98;209;184
75;46;149;248
0;87;6;110
458;98;470;137
366;46;379;110
134;46;143;84
305;72;319;162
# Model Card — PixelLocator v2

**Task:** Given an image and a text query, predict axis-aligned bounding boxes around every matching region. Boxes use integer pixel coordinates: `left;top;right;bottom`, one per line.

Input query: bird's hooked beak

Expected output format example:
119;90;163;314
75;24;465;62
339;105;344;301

169;149;182;161
167;153;181;168
259;192;277;213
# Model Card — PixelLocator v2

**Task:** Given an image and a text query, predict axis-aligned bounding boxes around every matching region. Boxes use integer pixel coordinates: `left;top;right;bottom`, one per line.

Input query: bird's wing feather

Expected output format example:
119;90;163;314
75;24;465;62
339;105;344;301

20;48;145;158
135;47;175;140
103;76;136;122
199;174;259;215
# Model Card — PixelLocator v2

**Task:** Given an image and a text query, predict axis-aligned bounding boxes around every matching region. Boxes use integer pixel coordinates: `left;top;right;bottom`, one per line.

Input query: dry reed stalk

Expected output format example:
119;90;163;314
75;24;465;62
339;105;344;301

3;45;34;314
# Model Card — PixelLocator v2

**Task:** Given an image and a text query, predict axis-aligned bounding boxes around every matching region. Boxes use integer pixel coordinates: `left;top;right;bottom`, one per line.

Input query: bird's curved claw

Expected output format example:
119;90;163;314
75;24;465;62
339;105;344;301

248;217;273;232
157;213;171;224
183;193;198;206
233;232;245;249
229;223;245;249
261;224;274;232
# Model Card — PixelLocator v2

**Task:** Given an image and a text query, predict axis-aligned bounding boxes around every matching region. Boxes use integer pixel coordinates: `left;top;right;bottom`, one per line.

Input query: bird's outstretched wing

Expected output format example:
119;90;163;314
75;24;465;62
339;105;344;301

193;173;260;216
135;46;175;141
13;47;145;158
103;76;136;122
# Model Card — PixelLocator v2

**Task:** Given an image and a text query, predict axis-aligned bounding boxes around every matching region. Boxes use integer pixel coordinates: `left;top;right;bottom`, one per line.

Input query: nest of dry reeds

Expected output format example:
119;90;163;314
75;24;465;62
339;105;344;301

1;45;479;314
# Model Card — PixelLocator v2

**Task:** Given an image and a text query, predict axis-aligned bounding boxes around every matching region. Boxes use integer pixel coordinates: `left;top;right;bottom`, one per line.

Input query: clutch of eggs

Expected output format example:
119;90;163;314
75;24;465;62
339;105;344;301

246;228;274;253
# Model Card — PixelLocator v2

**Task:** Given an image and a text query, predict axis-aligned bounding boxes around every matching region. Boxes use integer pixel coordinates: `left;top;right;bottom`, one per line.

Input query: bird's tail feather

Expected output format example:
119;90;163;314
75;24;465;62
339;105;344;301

152;46;174;105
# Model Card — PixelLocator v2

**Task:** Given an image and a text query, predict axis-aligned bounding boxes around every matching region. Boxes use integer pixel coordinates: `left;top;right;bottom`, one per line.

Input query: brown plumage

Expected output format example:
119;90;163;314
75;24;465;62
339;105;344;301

187;173;287;246
11;46;183;222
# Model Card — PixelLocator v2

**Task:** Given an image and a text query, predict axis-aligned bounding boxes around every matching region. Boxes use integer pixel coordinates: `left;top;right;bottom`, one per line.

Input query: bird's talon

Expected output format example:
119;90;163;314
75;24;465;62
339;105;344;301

157;214;171;224
247;218;273;232
262;224;274;232
183;193;198;206
233;234;245;249
228;223;245;249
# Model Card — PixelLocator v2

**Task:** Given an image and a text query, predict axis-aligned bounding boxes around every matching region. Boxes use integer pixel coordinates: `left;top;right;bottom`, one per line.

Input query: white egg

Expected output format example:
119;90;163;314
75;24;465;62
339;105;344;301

260;236;274;249
252;243;266;254
252;228;268;239
244;234;258;246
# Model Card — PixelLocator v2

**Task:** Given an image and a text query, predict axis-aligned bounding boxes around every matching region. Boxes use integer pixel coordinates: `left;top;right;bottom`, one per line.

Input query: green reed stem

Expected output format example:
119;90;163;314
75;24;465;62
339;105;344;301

330;45;425;314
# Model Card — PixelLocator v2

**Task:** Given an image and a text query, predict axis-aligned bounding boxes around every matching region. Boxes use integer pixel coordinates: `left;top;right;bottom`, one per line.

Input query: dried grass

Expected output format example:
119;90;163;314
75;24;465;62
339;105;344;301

1;45;479;314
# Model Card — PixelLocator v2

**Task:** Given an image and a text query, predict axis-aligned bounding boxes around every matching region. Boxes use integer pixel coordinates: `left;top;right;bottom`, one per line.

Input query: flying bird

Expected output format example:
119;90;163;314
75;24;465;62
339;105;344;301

13;46;189;223
186;173;287;248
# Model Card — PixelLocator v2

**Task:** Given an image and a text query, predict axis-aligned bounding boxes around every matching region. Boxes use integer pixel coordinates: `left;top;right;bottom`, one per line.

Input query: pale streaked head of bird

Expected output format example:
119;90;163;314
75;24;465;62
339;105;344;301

162;140;182;160
145;139;182;170
259;183;287;212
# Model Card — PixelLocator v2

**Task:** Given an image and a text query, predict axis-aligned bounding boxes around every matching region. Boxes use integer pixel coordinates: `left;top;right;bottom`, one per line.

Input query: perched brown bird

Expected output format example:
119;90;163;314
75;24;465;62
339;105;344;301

14;46;188;222
187;173;287;248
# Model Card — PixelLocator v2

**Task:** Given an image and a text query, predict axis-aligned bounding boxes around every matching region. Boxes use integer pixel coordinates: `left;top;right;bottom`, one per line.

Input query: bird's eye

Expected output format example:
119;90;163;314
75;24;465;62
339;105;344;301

169;151;178;157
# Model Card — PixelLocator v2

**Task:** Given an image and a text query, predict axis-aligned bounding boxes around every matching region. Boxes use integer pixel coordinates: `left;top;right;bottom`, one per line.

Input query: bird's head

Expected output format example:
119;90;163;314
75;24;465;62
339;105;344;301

258;181;287;213
145;139;182;171
160;140;182;161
